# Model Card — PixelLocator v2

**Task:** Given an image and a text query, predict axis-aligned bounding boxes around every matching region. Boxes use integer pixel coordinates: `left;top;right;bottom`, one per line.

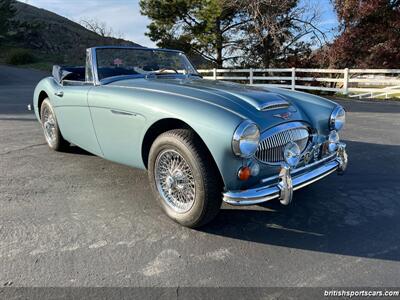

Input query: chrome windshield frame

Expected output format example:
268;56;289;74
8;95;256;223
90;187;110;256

87;46;198;86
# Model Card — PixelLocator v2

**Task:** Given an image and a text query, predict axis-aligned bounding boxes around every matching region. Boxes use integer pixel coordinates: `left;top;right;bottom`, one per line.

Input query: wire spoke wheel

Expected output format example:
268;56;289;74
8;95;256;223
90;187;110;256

154;149;196;213
42;105;57;146
149;129;222;227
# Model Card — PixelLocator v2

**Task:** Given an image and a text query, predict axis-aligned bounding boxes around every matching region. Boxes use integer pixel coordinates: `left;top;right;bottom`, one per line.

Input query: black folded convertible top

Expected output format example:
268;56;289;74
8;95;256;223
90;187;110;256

52;65;85;83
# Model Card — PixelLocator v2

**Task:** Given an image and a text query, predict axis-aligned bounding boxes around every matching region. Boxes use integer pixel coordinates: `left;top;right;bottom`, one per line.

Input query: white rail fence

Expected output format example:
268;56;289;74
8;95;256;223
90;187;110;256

197;68;400;99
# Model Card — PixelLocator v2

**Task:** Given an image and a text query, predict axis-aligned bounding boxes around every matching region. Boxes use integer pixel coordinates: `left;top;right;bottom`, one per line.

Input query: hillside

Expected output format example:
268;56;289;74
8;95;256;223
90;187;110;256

1;1;142;69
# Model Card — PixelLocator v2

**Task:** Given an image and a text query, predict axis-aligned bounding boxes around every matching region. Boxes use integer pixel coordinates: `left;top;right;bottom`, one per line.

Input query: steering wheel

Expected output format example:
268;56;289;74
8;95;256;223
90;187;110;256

158;67;179;74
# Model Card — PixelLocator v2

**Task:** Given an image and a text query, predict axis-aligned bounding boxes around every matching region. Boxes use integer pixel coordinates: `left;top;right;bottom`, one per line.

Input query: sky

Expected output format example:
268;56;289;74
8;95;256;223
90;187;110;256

19;0;338;47
20;0;156;47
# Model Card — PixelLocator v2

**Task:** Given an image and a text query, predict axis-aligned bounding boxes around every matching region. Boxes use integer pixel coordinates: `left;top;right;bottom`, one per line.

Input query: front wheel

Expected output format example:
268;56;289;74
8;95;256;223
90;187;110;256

148;129;222;228
40;98;69;151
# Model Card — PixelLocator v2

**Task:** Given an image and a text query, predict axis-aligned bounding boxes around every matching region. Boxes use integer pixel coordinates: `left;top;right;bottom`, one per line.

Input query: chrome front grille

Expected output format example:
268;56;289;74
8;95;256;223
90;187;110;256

255;122;310;164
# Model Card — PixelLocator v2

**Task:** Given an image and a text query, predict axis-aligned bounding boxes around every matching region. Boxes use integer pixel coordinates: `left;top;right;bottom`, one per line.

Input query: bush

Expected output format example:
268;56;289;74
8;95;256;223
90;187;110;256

6;49;36;65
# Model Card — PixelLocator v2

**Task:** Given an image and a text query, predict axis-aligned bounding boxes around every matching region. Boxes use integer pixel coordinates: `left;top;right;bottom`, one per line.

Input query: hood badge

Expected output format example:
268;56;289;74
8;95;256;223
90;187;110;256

273;112;292;120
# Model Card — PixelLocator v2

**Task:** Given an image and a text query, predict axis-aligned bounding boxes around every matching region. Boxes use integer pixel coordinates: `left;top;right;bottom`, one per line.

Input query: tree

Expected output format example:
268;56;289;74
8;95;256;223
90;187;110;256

140;0;326;68
0;0;16;40
234;0;327;67
79;18;125;39
325;0;400;68
140;0;245;67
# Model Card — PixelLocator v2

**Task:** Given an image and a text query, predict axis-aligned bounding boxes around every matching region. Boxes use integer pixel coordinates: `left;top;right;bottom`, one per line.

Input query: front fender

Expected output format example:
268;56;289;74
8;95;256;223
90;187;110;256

33;77;59;122
139;94;247;190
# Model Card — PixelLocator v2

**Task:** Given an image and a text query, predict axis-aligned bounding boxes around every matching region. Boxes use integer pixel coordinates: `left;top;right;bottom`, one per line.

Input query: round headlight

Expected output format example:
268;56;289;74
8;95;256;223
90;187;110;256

232;120;260;158
330;106;346;131
283;141;301;167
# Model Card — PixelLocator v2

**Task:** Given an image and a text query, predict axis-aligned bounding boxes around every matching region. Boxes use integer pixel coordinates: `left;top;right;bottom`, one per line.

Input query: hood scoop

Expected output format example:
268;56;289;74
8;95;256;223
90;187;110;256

257;96;290;111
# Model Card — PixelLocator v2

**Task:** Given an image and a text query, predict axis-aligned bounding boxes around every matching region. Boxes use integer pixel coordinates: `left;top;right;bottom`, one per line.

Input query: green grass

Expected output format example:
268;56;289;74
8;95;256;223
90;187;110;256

21;61;54;72
0;45;75;72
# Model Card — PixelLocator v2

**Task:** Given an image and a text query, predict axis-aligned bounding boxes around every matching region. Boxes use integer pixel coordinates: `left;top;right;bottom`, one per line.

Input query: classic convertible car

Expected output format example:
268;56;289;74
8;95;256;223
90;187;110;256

33;46;348;227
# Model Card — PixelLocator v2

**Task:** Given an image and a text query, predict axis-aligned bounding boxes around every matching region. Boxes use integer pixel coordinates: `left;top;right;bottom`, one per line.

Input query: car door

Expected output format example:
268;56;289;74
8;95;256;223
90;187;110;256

87;86;146;168
52;83;103;156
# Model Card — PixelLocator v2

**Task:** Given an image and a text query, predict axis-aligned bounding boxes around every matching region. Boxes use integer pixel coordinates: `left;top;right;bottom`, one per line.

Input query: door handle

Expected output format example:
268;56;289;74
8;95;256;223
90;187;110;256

54;91;64;97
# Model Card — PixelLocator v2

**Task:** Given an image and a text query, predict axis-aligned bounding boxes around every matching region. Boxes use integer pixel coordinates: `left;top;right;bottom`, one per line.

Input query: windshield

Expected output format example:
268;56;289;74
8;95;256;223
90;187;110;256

95;48;199;81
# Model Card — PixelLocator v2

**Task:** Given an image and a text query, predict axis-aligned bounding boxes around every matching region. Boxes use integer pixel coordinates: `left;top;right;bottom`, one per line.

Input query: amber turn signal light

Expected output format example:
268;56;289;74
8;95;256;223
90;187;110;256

238;166;251;181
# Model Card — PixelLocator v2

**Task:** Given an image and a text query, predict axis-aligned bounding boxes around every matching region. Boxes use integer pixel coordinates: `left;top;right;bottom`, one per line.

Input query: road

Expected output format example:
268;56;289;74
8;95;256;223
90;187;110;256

1;65;400;287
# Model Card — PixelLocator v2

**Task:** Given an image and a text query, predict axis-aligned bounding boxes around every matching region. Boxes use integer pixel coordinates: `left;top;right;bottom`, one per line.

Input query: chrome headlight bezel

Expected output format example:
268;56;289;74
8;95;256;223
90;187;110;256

232;120;260;158
329;106;346;131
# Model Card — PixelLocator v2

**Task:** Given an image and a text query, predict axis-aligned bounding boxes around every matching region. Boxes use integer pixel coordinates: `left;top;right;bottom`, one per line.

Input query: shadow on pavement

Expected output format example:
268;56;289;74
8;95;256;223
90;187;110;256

202;140;400;262
67;145;95;156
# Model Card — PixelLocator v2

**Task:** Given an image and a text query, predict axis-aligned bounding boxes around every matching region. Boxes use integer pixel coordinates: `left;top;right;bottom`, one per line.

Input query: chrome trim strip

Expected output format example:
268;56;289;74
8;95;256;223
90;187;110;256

223;157;340;206
110;110;134;116
90;47;100;86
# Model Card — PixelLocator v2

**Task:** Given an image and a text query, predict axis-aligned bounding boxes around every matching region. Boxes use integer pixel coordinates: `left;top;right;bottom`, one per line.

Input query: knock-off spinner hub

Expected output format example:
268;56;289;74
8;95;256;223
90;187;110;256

166;176;175;189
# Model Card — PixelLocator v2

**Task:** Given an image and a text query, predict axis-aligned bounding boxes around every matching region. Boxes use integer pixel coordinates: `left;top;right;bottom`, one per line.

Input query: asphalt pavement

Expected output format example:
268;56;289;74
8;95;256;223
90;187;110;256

1;65;400;287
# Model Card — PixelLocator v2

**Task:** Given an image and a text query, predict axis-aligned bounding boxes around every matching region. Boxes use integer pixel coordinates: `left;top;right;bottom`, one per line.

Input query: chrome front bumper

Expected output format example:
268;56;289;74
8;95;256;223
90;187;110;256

223;143;348;206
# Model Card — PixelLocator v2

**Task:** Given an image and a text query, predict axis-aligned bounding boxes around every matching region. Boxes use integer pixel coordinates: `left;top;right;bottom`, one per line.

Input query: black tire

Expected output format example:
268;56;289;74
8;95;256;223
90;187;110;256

148;129;222;228
40;98;69;151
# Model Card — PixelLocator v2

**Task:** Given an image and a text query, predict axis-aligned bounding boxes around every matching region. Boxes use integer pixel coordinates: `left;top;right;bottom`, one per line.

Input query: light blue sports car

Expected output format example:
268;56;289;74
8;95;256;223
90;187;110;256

33;46;348;227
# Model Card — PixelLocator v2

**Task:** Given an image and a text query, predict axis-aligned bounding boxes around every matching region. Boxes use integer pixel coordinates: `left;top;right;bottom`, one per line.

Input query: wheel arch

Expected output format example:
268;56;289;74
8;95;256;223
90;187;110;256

37;90;49;118
141;118;224;185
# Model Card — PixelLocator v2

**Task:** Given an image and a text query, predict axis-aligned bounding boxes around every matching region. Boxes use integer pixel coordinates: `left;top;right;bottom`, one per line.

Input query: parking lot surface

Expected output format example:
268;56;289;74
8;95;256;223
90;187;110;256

1;65;400;287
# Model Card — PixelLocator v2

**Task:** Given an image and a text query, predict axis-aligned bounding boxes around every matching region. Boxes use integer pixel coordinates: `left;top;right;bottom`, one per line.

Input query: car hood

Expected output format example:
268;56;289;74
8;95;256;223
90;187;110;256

108;77;336;133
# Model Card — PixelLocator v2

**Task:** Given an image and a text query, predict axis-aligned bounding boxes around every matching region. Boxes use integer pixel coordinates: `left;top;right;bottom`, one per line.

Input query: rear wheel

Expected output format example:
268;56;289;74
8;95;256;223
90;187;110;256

40;98;69;151
148;129;222;228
